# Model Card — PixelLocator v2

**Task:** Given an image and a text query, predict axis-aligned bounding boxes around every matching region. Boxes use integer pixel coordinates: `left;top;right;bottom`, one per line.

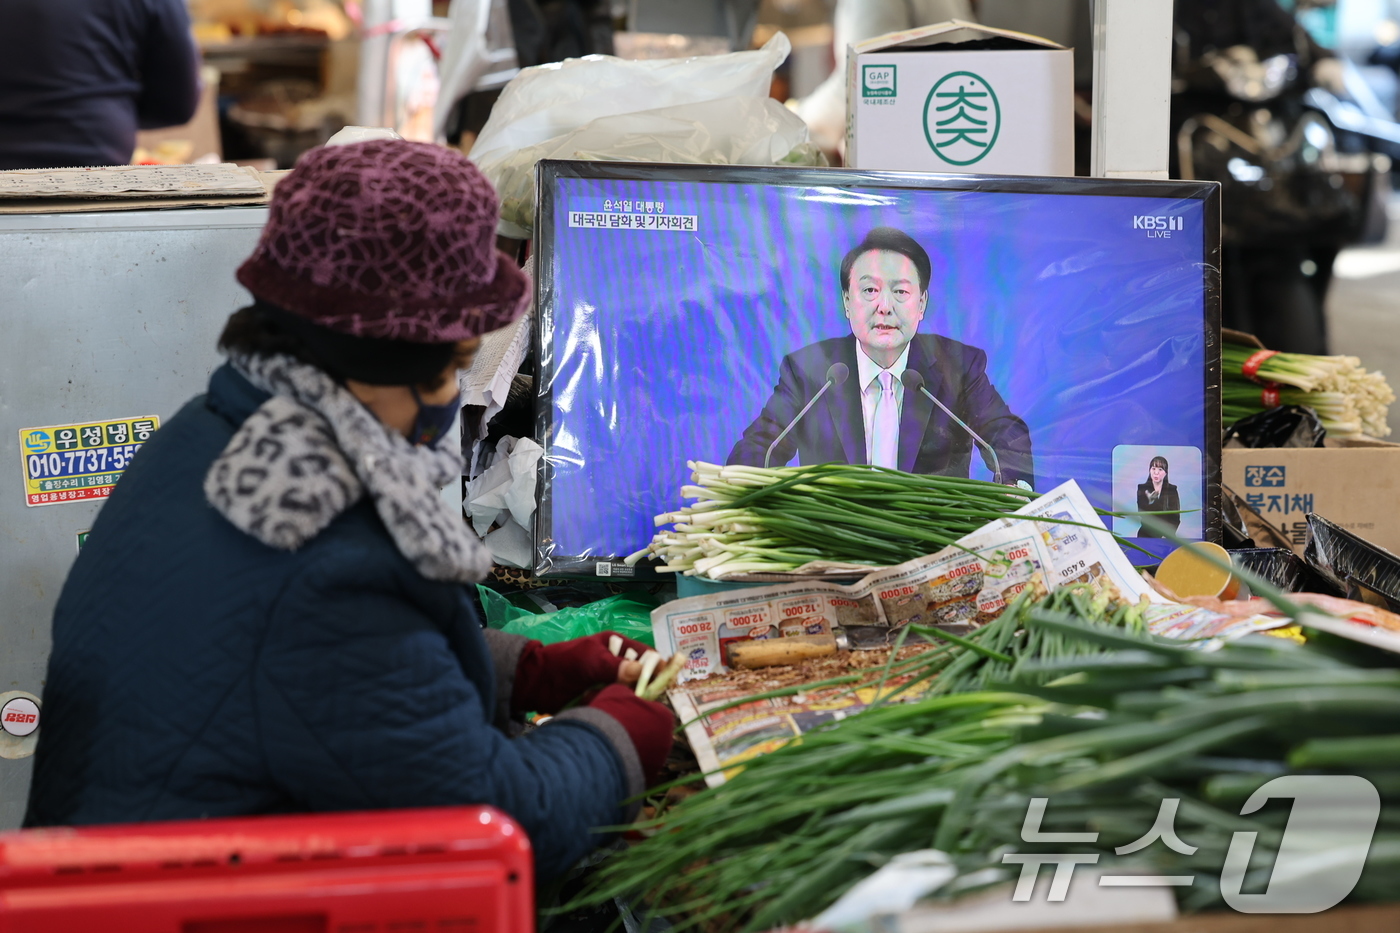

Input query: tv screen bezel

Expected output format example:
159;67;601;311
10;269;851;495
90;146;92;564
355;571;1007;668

533;159;1223;577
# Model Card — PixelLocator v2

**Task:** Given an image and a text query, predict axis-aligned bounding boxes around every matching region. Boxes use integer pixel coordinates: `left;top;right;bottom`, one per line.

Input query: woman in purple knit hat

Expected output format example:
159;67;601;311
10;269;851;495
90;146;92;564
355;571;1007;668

24;140;674;882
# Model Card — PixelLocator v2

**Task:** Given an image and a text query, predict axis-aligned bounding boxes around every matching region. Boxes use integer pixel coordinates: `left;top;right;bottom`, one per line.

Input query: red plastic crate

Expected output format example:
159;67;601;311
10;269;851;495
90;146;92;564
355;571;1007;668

0;806;533;933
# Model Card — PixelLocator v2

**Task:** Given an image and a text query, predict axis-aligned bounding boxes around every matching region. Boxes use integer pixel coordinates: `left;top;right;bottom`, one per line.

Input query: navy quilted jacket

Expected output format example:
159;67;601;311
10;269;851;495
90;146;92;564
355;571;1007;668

24;364;640;881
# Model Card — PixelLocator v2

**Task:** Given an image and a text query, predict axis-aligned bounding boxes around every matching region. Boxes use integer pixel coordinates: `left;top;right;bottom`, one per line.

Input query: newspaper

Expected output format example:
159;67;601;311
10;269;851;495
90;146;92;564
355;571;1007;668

1141;602;1290;642
651;480;1159;676
671;674;936;785
671;605;1289;791
460;254;534;450
657;480;1292;785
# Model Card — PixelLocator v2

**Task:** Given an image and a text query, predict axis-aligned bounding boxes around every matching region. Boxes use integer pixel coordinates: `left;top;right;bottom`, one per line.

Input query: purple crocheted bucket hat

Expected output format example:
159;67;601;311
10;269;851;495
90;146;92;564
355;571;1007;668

236;140;529;343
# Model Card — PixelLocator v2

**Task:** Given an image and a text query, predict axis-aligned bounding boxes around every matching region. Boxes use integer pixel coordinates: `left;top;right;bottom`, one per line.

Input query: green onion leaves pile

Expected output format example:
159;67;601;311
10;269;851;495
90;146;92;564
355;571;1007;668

899;576;1145;698
571;591;1400;931
626;461;1033;579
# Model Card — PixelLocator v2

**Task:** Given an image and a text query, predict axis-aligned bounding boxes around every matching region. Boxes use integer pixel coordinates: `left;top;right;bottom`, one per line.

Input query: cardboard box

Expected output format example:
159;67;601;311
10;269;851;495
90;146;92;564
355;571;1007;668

1222;437;1400;557
844;20;1074;175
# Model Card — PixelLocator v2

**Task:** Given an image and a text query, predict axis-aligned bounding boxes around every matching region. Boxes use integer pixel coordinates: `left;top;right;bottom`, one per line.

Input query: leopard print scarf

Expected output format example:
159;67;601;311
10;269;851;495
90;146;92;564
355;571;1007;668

203;353;492;584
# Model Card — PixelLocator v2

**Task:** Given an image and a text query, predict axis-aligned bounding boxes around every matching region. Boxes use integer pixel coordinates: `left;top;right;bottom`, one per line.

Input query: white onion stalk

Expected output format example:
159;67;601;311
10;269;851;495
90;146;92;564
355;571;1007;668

634;651;662;698
625;460;1034;579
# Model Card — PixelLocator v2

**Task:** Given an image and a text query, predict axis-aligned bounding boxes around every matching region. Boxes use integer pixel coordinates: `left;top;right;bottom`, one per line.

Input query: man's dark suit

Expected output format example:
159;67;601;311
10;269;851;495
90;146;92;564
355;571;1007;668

727;334;1034;486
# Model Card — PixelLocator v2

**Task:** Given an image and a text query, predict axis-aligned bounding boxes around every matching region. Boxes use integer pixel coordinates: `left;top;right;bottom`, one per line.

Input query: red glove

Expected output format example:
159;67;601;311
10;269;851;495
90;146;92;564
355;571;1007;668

586;684;675;784
512;631;653;715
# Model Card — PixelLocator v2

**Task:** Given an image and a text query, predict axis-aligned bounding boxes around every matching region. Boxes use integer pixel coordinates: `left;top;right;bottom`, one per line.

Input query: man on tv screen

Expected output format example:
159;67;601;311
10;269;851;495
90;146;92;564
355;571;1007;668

727;227;1034;486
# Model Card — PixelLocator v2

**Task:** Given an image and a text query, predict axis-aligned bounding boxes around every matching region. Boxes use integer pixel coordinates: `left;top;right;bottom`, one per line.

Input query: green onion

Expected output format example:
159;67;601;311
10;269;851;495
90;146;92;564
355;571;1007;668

567;584;1400;931
629;461;1037;578
1221;342;1394;438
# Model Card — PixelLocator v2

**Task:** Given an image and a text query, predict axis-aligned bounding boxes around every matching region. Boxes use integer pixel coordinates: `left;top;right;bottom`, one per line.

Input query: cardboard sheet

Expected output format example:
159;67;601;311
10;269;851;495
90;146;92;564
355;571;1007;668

0;163;266;199
0;164;275;214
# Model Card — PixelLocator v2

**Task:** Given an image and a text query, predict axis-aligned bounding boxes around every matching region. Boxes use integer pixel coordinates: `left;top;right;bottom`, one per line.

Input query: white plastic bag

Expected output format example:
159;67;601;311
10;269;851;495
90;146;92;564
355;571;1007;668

472;33;790;167
433;0;519;139
471;34;825;237
465;435;544;568
490;96;823;237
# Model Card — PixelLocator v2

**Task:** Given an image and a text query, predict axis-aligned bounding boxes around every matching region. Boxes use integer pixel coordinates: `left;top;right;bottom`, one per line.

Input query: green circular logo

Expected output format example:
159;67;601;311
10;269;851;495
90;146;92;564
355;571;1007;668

923;71;1001;166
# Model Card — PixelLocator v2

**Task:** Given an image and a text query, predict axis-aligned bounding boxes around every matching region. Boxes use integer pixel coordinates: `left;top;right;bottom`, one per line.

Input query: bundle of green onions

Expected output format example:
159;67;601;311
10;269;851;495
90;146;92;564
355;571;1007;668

624;461;1033;579
895;577;1145;698
571;602;1400;931
1222;343;1394;437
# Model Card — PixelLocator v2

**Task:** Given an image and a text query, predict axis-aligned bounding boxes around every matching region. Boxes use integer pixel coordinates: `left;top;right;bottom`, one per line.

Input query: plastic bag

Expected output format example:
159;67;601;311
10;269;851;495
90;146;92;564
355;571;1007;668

465;435;543;568
488;96;823;237
432;0;518;138
477;585;658;646
470;34;824;237
1304;513;1400;611
1223;404;1327;449
1229;547;1340;595
471;34;789;169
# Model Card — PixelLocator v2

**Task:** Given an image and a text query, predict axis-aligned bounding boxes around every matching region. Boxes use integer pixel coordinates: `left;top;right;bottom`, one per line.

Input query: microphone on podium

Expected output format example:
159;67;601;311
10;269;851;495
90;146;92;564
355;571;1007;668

900;370;1003;485
764;363;850;468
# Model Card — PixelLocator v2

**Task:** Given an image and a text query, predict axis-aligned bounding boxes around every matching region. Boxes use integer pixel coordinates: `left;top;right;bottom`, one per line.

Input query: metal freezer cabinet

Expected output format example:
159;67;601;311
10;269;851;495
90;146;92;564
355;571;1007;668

0;207;268;827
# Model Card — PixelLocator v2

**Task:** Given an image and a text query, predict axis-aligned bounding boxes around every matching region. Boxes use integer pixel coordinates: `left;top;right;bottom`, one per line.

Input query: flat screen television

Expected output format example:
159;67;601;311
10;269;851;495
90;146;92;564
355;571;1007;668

533;161;1221;576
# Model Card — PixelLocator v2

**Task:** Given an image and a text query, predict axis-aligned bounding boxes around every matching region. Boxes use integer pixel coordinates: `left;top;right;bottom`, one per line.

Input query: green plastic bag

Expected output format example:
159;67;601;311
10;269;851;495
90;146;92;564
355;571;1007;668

476;586;658;647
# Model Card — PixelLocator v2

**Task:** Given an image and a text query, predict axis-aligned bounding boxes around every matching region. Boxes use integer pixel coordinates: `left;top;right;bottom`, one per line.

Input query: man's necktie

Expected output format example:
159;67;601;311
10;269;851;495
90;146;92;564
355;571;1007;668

872;370;899;469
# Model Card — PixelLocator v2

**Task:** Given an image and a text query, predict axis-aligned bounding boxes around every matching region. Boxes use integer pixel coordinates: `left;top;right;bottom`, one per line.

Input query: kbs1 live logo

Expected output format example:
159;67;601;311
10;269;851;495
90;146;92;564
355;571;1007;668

1133;214;1185;238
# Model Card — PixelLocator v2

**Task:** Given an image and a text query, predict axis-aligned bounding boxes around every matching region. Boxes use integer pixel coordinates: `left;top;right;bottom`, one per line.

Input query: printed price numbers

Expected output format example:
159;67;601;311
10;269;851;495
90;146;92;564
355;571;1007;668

1058;559;1088;579
782;602;822;617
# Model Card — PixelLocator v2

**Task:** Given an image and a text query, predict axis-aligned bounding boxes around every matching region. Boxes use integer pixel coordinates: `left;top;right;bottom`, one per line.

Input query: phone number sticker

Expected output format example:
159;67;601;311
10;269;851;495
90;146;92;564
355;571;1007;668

19;416;159;506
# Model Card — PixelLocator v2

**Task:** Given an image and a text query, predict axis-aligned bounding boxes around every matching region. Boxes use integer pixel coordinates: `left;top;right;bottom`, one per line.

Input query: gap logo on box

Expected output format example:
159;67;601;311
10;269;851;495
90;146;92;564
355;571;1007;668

862;64;896;97
1245;465;1286;487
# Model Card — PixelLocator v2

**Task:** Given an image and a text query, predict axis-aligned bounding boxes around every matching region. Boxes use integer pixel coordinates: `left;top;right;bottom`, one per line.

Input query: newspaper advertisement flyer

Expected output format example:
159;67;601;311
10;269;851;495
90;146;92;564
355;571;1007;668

670;670;936;787
1142;602;1290;643
659;481;1292;784
1005;479;1161;605
671;600;1289;789
652;480;1146;672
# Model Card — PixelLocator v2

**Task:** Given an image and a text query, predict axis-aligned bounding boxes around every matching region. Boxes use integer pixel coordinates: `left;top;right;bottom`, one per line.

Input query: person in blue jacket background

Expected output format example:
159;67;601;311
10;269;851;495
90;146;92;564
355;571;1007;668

23;139;675;882
0;0;202;169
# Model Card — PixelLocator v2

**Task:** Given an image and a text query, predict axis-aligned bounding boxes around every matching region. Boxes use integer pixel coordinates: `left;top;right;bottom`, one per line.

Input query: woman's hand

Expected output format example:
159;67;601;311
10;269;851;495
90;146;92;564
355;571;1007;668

617;659;644;685
511;631;655;714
